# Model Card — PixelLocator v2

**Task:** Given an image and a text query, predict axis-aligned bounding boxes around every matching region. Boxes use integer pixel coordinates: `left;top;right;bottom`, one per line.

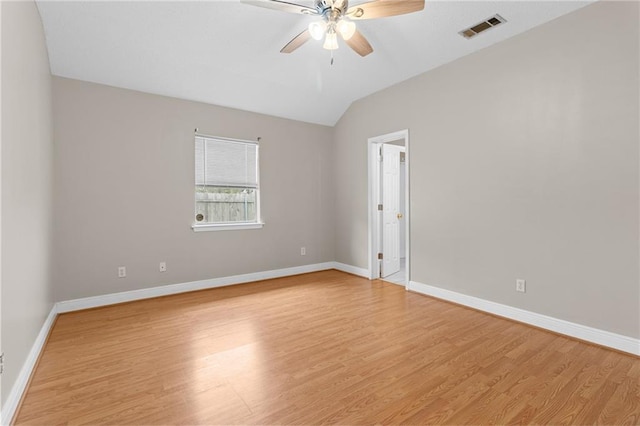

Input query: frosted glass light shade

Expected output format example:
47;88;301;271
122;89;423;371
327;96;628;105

323;31;339;50
308;21;327;40
337;19;356;40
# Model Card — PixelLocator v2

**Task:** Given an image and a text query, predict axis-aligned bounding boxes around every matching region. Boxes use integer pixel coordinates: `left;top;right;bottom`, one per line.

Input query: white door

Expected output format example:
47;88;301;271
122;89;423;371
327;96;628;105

381;144;402;277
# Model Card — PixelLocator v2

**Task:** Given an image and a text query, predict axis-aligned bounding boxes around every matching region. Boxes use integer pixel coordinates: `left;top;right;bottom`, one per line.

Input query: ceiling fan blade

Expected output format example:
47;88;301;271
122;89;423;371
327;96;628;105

347;0;424;20
281;29;312;53
345;29;373;57
241;0;319;15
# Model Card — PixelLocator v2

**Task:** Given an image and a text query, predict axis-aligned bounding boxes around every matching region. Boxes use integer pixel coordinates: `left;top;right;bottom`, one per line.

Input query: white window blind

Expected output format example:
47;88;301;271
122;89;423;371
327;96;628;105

193;135;261;230
195;136;258;188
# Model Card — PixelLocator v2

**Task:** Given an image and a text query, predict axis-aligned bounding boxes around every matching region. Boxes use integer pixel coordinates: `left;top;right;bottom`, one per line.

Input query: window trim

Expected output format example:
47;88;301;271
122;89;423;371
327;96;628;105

193;133;262;231
191;222;264;232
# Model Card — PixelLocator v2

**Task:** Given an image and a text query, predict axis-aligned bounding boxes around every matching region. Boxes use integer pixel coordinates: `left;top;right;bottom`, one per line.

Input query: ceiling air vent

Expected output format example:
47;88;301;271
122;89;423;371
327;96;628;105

459;14;506;39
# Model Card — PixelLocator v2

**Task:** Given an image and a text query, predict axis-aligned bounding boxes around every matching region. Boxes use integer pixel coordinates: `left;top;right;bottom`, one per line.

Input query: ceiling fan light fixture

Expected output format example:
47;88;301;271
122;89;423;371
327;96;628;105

242;0;426;57
337;19;356;40
323;31;339;50
309;21;327;40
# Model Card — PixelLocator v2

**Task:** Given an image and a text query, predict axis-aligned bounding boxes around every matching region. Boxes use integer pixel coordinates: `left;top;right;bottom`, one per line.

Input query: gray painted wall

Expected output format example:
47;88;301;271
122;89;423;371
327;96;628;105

333;1;639;338
52;77;335;301
1;1;55;407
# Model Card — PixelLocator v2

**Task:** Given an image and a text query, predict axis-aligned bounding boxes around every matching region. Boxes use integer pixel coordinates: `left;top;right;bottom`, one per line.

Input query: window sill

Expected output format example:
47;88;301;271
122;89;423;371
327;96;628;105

192;222;265;232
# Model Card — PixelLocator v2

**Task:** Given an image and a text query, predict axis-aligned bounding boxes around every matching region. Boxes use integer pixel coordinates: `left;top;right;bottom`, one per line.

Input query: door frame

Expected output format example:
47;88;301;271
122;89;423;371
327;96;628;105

367;129;410;289
0;0;4;406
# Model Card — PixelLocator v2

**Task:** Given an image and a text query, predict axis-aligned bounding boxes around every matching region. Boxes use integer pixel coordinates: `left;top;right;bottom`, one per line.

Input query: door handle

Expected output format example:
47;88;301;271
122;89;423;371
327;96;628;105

397;213;403;219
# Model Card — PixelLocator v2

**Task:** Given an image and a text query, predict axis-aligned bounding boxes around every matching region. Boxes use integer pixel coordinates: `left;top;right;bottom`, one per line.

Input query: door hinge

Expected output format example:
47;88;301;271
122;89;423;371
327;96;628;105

377;204;383;211
0;352;4;375
378;252;383;260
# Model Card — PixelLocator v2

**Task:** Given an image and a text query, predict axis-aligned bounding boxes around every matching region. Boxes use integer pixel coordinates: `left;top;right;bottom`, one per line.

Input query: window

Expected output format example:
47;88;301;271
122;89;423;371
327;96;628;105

192;135;262;231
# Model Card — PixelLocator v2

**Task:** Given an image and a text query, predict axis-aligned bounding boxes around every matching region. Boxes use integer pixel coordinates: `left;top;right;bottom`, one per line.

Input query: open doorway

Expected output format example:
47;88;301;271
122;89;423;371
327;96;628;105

368;130;410;289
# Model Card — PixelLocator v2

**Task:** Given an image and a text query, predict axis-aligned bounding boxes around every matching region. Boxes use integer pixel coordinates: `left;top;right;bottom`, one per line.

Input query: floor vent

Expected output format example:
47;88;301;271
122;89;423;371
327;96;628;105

460;14;506;39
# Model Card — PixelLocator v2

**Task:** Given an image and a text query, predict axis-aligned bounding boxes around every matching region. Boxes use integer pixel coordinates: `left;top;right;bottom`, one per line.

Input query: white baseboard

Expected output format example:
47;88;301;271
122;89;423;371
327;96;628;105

55;262;370;314
57;262;337;313
408;280;640;356
1;305;57;426
332;262;369;278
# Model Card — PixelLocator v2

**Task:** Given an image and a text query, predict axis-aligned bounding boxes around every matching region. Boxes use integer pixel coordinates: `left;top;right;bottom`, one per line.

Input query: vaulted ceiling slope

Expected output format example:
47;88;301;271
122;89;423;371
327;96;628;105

37;0;593;126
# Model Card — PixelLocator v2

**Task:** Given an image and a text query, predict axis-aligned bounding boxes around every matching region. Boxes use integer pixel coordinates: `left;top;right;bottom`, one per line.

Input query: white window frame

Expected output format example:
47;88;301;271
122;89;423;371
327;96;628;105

192;133;264;232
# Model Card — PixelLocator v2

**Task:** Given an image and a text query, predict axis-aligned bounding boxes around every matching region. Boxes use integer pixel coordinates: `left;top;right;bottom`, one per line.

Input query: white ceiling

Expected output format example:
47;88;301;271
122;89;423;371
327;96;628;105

36;0;594;126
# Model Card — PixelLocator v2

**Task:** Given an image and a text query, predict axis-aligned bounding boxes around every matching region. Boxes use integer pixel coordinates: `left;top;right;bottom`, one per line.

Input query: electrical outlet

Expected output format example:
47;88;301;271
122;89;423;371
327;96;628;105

516;279;526;293
301;247;306;256
118;266;126;278
159;262;167;272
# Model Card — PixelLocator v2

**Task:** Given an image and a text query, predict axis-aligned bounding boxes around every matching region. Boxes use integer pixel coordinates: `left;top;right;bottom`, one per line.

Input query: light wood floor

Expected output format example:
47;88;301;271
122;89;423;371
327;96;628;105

14;270;640;425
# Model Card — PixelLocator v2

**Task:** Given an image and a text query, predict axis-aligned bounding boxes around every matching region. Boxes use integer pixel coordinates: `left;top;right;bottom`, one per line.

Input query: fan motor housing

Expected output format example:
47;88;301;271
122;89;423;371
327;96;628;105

316;0;348;14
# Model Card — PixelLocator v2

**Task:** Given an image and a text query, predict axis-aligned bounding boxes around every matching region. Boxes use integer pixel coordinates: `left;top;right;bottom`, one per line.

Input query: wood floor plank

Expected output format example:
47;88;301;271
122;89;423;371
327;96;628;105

13;270;640;425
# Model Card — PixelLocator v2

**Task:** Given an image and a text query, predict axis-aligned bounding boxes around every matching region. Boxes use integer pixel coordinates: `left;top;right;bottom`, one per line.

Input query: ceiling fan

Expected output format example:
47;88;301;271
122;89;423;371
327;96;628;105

241;0;425;57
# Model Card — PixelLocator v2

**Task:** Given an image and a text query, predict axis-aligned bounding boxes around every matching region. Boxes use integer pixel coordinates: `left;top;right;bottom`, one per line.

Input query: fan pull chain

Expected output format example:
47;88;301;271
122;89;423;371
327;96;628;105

331;50;334;66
